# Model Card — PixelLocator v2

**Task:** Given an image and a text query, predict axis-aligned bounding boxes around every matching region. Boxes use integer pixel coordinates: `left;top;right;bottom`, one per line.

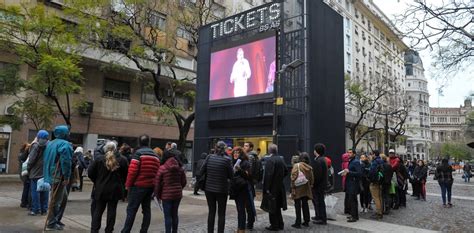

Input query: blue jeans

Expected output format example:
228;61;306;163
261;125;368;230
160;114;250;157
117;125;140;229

439;182;452;204
30;178;49;214
121;187;153;233
163;199;181;233
464;172;470;182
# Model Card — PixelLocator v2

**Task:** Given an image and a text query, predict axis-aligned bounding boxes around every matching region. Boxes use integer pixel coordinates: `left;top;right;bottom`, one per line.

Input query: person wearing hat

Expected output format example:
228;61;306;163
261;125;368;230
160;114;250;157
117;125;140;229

27;130;50;216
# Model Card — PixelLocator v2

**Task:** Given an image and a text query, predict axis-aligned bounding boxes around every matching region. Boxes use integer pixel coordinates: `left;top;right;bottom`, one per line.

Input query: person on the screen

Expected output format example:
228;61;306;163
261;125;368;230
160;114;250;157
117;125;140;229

230;48;252;97
265;60;276;93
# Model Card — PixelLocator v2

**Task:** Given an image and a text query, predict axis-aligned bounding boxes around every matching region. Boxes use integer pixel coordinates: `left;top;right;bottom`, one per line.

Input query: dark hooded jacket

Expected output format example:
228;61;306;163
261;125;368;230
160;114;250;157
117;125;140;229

154;152;186;200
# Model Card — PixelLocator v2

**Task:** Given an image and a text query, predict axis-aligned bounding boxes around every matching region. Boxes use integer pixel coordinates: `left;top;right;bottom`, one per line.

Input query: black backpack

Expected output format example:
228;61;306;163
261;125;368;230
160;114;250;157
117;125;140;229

249;153;263;184
369;163;384;184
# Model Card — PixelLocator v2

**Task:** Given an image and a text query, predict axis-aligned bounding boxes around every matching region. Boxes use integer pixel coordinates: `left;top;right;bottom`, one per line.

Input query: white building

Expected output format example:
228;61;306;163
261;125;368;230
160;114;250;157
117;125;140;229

325;0;409;153
404;49;431;161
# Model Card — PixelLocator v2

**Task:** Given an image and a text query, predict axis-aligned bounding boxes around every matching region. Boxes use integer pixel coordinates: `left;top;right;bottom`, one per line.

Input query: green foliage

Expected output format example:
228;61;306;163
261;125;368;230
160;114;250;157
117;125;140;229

0;63;23;94
441;142;473;161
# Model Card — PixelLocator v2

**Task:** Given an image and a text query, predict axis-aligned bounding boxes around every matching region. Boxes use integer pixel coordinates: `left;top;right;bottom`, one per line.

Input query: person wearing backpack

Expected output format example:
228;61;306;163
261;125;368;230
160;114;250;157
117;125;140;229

27;130;49;216
368;150;384;220
243;142;259;230
380;154;394;215
290;152;313;229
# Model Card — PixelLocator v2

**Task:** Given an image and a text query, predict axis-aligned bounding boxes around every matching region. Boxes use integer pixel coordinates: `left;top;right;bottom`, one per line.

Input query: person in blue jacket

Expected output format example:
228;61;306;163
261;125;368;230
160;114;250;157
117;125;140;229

43;125;73;231
341;150;362;222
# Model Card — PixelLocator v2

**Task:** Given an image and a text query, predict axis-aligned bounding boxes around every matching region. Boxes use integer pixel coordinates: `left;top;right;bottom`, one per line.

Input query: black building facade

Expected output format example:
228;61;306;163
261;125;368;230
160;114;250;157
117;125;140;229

194;0;345;190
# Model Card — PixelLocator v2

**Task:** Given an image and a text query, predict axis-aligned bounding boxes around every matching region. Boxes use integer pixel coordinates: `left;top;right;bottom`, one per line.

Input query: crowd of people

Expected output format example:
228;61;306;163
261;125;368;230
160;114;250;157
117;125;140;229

16;124;462;232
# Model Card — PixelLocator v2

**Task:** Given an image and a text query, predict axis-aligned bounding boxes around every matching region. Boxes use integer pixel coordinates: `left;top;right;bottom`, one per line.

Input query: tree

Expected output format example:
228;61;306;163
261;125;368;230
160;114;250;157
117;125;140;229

441;142;472;161
396;0;473;78
345;74;388;152
0;4;84;129
70;0;208;152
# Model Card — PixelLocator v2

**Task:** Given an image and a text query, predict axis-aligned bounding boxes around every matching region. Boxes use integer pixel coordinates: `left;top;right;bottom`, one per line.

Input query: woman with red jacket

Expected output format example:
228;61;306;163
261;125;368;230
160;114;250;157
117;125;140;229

154;150;187;233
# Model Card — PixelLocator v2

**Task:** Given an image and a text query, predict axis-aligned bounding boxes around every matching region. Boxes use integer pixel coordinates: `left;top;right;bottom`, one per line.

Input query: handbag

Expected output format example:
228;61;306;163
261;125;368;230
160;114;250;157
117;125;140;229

260;193;277;213
198;155;211;190
325;194;338;220
294;163;308;187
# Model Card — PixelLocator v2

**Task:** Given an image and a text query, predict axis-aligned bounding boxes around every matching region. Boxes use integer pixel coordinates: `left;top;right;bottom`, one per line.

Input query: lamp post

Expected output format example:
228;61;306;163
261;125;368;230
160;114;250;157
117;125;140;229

272;59;304;143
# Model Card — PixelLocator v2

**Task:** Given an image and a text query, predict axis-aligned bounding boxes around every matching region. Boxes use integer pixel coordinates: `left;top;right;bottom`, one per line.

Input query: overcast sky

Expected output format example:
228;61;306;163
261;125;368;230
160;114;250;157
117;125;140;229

372;0;473;108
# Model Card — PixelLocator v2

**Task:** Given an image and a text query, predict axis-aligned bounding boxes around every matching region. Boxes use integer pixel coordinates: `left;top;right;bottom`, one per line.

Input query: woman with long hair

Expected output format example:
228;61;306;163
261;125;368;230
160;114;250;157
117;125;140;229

88;141;129;233
359;154;372;212
413;160;428;201
435;158;454;207
230;146;252;233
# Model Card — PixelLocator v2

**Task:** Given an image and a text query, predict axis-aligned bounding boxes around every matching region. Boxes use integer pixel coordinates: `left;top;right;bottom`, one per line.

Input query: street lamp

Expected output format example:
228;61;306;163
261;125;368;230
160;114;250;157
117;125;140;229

273;58;304;143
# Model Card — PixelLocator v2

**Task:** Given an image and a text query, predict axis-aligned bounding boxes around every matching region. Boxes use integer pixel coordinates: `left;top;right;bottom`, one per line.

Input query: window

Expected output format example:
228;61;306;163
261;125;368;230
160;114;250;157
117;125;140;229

174;96;192;110
176;27;192;41
354;25;358;35
355;9;359;18
355;42;360;52
175;57;195;71
345;35;351;48
141;83;159;105
149;11;166;30
362;31;365;40
103;78;130;101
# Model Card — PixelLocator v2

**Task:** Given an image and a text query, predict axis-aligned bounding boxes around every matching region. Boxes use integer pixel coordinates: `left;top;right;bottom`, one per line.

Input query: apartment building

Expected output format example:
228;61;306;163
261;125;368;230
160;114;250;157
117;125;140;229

0;0;264;174
325;0;409;153
404;49;431;160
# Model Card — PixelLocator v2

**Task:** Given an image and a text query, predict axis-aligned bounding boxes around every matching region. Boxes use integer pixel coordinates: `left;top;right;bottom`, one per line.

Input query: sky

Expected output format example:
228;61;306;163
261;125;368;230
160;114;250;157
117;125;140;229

372;0;473;108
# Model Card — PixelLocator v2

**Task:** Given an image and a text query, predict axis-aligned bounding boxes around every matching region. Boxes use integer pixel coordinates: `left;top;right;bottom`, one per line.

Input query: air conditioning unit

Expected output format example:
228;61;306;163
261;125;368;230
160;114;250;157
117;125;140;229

4;104;14;116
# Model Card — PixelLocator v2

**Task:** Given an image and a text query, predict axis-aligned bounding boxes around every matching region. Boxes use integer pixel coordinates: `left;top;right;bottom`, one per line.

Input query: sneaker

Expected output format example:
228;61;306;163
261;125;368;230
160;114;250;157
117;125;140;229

347;218;358;223
28;211;38;216
302;222;309;227
370;214;383;220
360;208;366;213
45;224;63;231
448;203;453;208
291;224;301;229
57;222;65;227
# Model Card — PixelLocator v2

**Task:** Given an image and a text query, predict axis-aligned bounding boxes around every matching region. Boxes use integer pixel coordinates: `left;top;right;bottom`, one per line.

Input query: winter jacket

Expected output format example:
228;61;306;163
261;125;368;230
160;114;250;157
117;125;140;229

27;141;47;179
360;160;371;190
463;164;472;173
291;162;314;200
200;153;233;194
125;147;160;188
341;153;350;189
88;153;129;201
43;125;73;184
389;155;401;171
436;164;453;184
311;155;328;194
154;157;186;201
414;165;428;182
230;157;251;199
195;153;207;177
345;157;362;195
263;154;288;211
382;162;393;186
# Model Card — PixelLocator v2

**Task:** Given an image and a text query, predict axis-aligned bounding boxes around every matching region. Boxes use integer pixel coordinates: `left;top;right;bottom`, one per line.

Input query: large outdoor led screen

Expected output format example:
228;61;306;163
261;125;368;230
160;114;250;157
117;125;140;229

209;36;276;101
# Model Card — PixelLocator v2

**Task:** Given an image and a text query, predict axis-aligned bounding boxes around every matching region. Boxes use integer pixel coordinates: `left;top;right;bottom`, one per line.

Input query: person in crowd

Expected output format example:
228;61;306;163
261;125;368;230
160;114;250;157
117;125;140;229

243;142;259;230
154;149;186;233
43;125;73;231
380;154;393;214
290;152;313;229
435;158;454;208
311;143;328;225
194;153;208;195
263;144;288;231
153;147;164;161
200;141;233;233
388;150;400;209
229;146;252;233
413;160;428;201
120;143;132;163
88;141;128;233
341;149;351;215
325;155;335;194
396;158;409;208
74;147;87;192
408;159;418;197
165;142;172;151
342;149;362;222
463;162;471;183
368;150;384;220
19;142;31;209
170;143;188;169
359;154;372;212
121;135;160;233
27;130;49;216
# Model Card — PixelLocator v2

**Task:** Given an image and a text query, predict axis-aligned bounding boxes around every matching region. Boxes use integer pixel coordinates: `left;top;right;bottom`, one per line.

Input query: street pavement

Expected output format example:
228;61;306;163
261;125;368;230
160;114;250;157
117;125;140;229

0;173;472;232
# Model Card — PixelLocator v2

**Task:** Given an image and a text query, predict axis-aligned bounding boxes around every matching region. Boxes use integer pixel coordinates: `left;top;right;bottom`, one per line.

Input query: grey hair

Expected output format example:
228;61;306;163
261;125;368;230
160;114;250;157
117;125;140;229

268;144;278;155
171;143;178;149
104;141;117;153
215;141;227;154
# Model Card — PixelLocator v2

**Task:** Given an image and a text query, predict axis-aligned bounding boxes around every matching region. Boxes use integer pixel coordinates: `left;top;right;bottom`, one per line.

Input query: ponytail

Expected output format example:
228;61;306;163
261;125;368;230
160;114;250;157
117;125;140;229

105;151;119;171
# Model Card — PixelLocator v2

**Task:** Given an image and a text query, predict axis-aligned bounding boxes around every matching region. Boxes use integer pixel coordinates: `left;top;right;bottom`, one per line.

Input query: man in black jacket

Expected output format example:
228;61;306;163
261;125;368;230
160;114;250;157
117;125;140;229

262;144;288;231
311;143;328;225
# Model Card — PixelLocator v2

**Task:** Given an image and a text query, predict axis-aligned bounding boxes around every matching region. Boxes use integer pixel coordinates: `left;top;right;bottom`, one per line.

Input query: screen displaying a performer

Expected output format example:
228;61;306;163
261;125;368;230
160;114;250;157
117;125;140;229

209;36;276;101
